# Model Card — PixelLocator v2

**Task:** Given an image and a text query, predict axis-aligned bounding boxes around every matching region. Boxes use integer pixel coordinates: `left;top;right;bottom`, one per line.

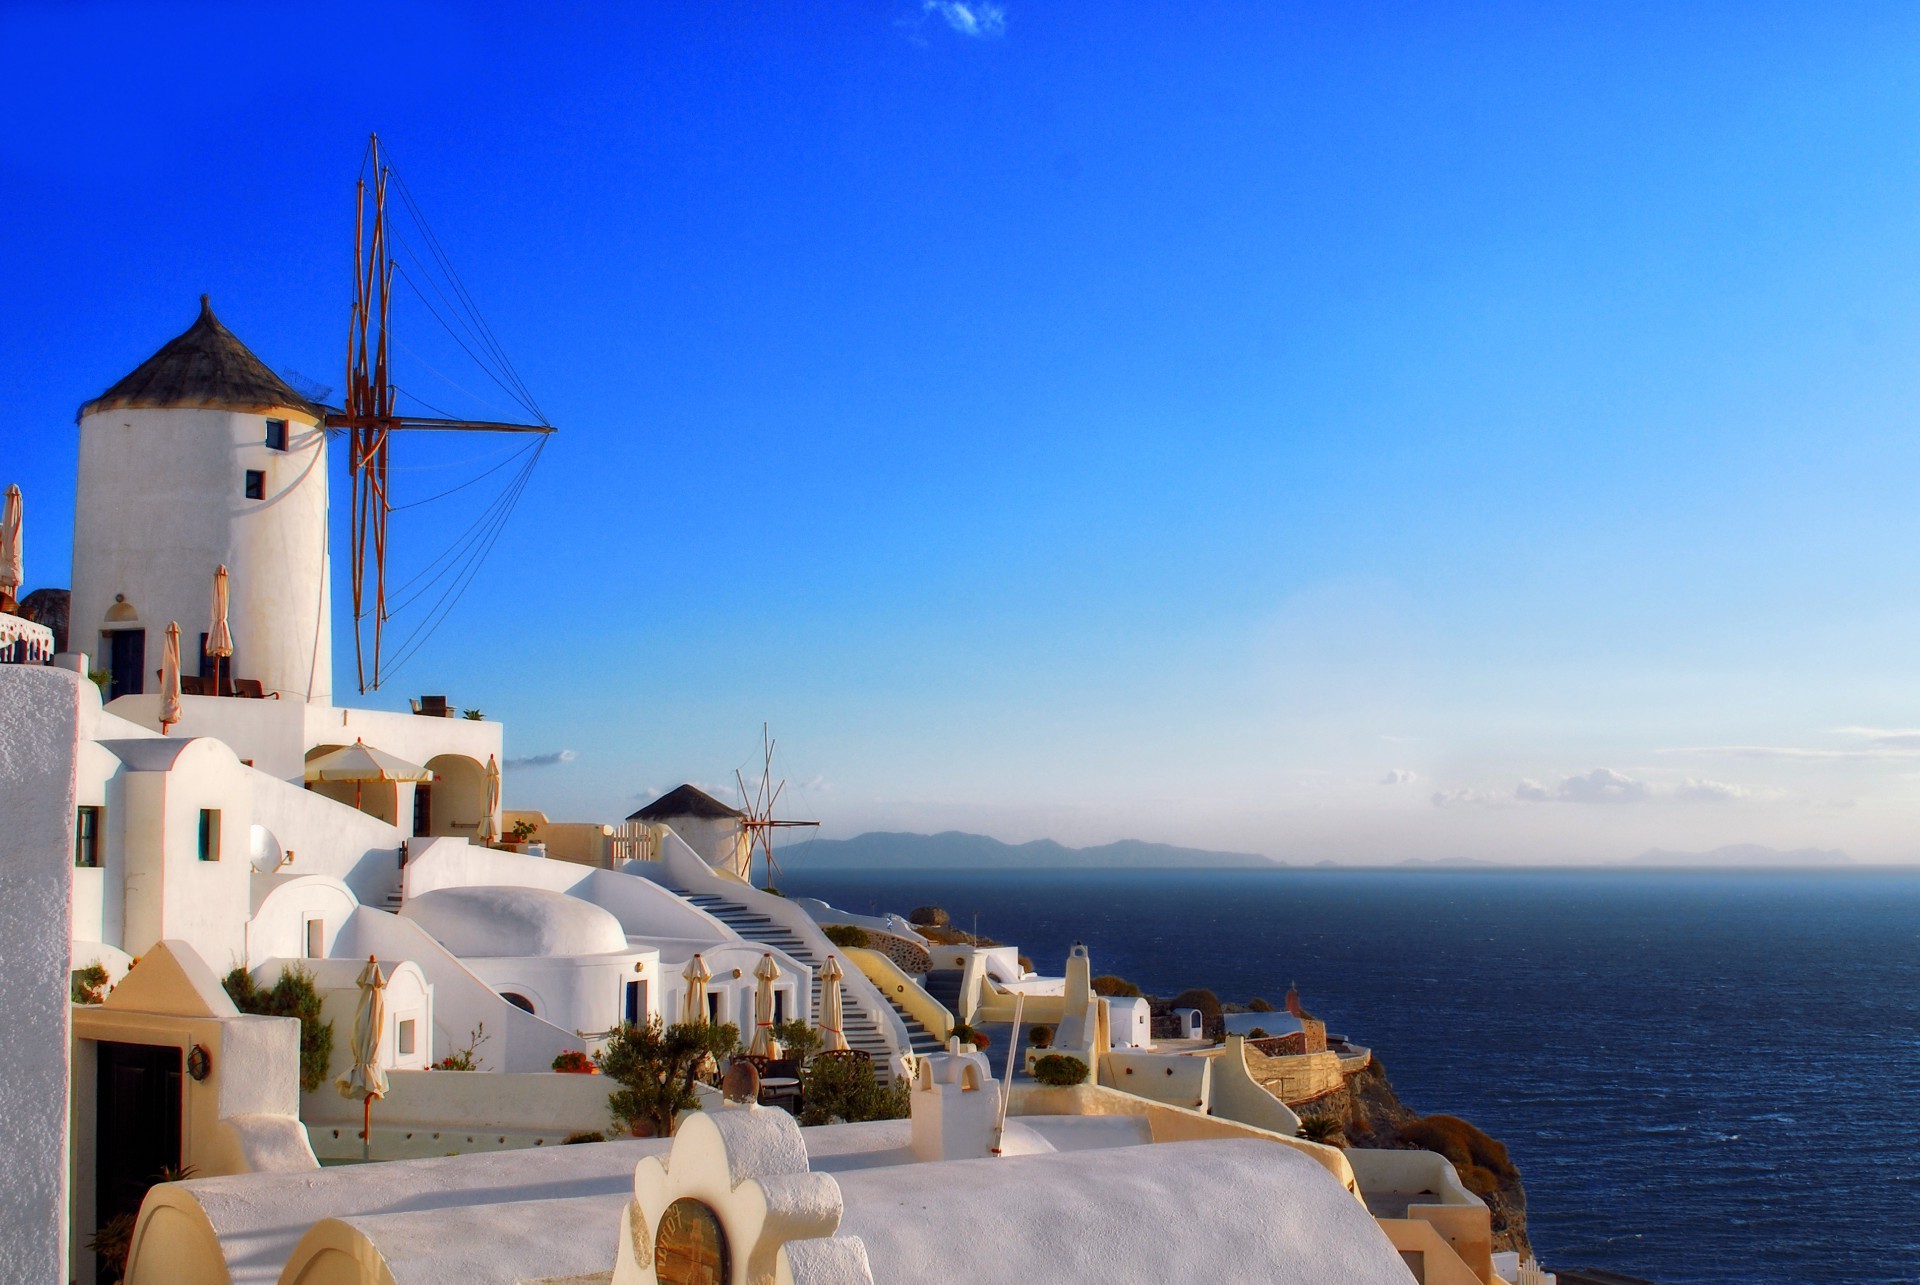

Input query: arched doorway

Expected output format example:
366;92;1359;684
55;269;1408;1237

99;597;145;701
421;754;488;841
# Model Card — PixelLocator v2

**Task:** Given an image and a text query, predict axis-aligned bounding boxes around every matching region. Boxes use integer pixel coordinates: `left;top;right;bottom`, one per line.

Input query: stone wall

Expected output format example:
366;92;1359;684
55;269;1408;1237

1242;1047;1346;1105
866;929;932;975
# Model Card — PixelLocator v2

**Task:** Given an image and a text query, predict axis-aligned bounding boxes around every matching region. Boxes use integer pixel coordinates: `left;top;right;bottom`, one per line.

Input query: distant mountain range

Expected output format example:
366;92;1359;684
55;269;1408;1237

1630;844;1853;868
791;831;1280;870
1395;857;1504;868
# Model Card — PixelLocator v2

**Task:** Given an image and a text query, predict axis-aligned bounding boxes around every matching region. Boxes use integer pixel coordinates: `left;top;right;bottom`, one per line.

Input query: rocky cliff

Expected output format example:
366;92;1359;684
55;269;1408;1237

1303;1059;1532;1256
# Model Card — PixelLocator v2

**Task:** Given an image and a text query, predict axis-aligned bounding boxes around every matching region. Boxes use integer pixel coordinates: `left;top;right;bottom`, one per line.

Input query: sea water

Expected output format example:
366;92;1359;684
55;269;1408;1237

780;866;1920;1284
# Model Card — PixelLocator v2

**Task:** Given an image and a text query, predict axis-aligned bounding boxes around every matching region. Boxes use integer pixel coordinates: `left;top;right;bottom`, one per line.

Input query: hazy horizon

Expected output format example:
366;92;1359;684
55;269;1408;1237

8;6;1920;864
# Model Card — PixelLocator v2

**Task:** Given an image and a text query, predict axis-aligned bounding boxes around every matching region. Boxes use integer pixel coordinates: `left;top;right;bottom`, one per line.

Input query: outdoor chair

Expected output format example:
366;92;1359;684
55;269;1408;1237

812;1048;872;1069
231;678;268;699
733;1054;802;1112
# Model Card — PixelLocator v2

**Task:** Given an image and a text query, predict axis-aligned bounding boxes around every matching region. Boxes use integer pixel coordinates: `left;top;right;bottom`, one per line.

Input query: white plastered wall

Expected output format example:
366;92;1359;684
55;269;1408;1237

109;738;255;967
73;405;331;704
0;665;82;1284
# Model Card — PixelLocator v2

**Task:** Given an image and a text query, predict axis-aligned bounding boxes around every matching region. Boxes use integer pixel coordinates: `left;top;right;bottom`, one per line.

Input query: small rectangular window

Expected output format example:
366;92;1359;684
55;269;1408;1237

397;1019;416;1056
197;808;221;861
265;419;289;451
244;470;265;500
304;919;324;958
75;806;102;868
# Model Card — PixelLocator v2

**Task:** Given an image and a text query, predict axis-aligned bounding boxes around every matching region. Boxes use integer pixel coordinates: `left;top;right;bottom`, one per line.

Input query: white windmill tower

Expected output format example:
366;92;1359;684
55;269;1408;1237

71;296;336;704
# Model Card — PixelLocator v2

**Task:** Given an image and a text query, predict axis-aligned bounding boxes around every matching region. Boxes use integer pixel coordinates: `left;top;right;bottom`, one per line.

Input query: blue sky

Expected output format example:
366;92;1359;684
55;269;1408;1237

6;2;1920;861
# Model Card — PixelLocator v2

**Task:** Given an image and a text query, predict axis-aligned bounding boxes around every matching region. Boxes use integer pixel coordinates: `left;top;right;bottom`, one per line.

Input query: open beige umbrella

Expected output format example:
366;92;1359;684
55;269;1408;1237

304;739;434;809
335;956;390;1161
158;622;183;733
481;754;502;843
0;483;21;611
750;953;782;1056
682;953;711;1026
205;564;233;694
818;954;848;1052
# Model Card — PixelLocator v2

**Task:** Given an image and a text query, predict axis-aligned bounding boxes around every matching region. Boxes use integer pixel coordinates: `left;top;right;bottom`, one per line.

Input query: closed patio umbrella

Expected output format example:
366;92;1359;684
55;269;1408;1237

682;953;711;1026
750;953;782;1057
0;483;21;611
158;622;183;733
481;754;501;843
336;956;390;1161
205;564;233;693
818;954;848;1052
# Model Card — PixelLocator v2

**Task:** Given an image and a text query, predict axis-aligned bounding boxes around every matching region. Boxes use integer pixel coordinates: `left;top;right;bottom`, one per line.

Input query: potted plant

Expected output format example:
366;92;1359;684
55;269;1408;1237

948;1022;990;1051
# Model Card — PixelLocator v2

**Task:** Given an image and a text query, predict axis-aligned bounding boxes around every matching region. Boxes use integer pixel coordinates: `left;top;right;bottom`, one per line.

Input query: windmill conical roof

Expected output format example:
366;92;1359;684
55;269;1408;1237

80;295;323;421
628;783;744;822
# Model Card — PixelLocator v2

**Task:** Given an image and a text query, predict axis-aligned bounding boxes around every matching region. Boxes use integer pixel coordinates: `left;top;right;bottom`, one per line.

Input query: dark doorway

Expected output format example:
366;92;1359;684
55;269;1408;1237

412;782;432;837
104;629;145;702
95;1041;182;1280
625;980;647;1026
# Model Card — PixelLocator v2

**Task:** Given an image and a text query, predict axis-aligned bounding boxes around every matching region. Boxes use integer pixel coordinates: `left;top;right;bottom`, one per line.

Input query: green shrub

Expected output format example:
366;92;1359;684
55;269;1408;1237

561;1130;606;1145
822;924;872;950
224;965;334;1093
597;1017;740;1138
1030;1054;1089;1087
431;1025;490;1071
1170;988;1221;1020
1091;975;1140;997
1027;1024;1053;1049
1247;1027;1269;1040
771;1019;823;1061
72;963;110;1005
1298;1115;1345;1145
1248;996;1274;1012
799;1054;910;1126
1397;1114;1516;1183
948;1022;989;1050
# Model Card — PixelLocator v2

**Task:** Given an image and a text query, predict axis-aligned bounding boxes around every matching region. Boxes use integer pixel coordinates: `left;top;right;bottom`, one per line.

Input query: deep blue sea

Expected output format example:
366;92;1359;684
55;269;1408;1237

781;867;1920;1284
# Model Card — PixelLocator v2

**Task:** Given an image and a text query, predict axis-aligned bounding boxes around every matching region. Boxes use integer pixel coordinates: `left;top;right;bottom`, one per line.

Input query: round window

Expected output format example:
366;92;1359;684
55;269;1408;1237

655;1197;729;1284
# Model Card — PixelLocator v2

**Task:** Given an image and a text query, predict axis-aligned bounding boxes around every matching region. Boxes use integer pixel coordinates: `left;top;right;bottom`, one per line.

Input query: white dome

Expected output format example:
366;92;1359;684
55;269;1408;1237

403;886;627;958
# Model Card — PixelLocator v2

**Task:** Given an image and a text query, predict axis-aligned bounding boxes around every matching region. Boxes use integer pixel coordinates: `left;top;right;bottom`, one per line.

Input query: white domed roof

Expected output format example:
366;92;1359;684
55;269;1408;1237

403;886;628;958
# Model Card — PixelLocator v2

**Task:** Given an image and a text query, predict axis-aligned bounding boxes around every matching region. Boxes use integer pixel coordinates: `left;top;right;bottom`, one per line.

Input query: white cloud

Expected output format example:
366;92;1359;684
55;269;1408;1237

1831;726;1920;748
1380;769;1417;786
1431;787;1506;809
1671;777;1757;802
921;1;1005;38
1513;767;1650;804
1661;744;1920;761
504;749;577;769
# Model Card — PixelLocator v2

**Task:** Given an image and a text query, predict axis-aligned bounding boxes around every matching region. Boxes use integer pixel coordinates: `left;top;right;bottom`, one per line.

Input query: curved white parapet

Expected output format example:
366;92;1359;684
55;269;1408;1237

616;1106;872;1285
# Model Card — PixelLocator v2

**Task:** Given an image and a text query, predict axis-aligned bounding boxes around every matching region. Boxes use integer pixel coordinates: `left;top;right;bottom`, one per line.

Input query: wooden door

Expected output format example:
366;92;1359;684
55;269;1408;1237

94;1040;182;1272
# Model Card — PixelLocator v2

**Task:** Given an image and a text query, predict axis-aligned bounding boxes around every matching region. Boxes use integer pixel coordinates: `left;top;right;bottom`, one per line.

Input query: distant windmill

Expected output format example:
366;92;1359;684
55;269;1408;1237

735;725;819;892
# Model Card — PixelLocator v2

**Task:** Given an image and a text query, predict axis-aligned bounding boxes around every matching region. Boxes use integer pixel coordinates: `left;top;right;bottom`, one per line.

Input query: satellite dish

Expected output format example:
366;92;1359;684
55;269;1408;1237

249;824;285;874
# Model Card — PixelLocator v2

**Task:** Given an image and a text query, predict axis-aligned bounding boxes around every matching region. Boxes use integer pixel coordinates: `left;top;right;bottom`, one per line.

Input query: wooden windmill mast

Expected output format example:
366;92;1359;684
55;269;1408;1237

736;725;819;891
327;133;557;694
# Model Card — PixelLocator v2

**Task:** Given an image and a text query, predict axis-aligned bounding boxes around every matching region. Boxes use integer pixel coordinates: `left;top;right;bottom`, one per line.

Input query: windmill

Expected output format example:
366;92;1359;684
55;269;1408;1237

735;725;820;891
327;134;557;693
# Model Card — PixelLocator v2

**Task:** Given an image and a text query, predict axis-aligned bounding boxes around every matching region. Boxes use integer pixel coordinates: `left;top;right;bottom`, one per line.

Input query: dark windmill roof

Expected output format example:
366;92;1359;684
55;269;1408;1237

80;295;324;421
627;784;745;823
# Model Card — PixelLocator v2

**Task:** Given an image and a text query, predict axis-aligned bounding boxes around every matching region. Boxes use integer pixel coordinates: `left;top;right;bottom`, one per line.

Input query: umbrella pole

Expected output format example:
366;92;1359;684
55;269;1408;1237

363;1096;372;1162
